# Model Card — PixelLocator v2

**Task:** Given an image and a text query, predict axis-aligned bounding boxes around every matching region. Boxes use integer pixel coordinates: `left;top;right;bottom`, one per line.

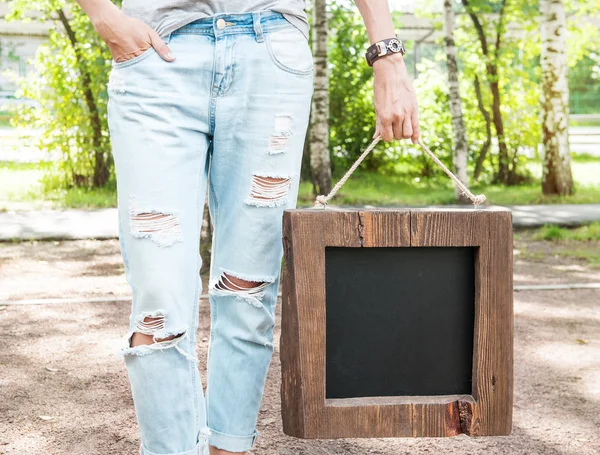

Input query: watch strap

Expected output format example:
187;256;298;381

365;37;405;67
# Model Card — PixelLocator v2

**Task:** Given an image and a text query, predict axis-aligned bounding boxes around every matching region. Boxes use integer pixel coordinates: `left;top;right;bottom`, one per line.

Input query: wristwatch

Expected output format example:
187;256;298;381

365;37;406;67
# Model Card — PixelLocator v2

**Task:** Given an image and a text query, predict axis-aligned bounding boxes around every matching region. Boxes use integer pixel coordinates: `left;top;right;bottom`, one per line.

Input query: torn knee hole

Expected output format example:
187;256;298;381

215;273;269;294
136;315;166;335
128;199;182;247
211;272;272;307
130;329;182;347
130;313;183;346
245;175;291;207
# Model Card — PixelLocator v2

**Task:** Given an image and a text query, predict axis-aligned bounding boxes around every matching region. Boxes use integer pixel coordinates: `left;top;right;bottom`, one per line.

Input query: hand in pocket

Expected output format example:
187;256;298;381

92;9;175;63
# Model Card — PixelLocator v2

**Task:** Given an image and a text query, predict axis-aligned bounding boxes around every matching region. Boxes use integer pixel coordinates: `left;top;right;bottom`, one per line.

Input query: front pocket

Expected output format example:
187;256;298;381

265;27;314;77
111;45;157;69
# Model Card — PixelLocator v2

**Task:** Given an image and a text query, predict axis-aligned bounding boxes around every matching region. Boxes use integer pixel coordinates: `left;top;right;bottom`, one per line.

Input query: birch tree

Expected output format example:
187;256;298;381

443;0;470;203
310;0;332;195
540;0;573;195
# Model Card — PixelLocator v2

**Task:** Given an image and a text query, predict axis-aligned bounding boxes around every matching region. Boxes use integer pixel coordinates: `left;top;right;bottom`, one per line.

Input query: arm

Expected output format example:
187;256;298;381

74;0;174;63
354;0;419;143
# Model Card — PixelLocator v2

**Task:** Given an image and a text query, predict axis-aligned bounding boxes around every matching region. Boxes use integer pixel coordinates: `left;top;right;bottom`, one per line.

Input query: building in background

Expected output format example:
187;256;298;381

0;3;49;111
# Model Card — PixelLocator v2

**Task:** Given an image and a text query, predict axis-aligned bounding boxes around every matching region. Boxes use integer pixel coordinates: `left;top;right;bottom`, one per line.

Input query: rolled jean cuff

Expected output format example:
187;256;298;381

208;428;259;452
140;438;204;455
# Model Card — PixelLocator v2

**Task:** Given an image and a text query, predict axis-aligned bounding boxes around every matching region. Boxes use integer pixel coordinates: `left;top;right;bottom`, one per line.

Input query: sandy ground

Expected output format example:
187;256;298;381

0;237;599;455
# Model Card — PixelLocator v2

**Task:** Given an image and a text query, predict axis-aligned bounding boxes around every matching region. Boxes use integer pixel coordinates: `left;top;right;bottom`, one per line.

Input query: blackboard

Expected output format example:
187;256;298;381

325;246;475;399
280;208;513;439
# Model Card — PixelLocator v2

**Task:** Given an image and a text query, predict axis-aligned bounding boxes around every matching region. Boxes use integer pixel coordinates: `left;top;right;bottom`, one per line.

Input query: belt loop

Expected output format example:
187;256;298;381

253;11;264;42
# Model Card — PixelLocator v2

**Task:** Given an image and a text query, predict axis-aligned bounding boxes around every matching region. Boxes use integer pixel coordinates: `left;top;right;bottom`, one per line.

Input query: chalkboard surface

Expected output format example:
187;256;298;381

325;246;476;399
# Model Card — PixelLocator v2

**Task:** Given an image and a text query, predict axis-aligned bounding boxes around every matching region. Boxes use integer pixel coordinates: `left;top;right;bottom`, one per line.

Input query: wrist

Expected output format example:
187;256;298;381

372;52;405;71
88;2;121;29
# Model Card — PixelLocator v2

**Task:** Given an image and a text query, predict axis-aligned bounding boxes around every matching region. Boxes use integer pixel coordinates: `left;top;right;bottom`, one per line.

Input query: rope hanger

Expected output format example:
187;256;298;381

314;136;486;208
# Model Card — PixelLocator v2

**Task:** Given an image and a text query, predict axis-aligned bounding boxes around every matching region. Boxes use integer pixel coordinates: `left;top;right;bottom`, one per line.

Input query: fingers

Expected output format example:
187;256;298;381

377;108;419;143
373;124;380;140
379;123;394;142
392;113;404;141
149;29;175;62
411;110;420;144
379;118;394;142
401;115;413;140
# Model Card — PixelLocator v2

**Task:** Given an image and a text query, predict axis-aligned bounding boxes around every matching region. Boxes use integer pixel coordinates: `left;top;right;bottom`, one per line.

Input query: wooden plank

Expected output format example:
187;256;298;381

357;209;410;247
280;211;305;437
281;209;362;438
469;210;514;436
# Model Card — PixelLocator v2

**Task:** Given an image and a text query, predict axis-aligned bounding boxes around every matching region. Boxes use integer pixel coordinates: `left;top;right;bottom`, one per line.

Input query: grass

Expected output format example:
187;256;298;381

0;161;116;210
1;133;600;210
298;170;600;207
533;222;600;241
569;118;600;127
554;248;600;268
519;222;600;268
2;161;599;210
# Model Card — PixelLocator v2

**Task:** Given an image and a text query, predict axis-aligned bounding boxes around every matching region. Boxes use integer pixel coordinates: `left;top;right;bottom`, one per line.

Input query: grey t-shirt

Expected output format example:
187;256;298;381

121;0;309;40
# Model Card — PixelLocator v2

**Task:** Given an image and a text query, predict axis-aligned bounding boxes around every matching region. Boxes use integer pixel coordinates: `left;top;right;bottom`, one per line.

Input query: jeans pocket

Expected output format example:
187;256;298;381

265;26;314;77
111;46;157;69
111;33;173;70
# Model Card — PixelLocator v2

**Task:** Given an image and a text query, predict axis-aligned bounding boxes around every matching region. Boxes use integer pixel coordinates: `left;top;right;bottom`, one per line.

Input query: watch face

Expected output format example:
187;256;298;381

387;38;403;53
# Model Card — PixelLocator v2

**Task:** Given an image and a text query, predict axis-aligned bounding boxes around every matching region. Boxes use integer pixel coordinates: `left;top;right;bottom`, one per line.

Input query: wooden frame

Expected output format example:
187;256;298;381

280;207;513;438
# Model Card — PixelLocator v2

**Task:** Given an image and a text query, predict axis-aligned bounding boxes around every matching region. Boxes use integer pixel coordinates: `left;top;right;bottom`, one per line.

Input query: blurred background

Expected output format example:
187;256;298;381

1;0;599;212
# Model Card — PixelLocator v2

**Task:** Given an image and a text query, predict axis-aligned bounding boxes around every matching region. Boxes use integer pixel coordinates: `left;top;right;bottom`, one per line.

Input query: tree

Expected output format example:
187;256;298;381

461;0;516;185
443;0;470;202
7;0;114;189
540;0;573;195
310;0;332;195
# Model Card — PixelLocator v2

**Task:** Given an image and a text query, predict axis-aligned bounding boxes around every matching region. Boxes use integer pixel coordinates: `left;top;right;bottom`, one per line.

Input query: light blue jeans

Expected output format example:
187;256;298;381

107;11;313;455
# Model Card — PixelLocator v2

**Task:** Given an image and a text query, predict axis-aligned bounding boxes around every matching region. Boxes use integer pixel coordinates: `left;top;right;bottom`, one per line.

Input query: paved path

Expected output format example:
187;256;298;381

1;204;600;241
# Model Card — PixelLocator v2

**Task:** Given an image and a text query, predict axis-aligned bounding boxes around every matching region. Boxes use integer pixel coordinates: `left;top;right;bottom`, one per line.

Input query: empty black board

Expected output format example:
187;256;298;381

325;246;476;399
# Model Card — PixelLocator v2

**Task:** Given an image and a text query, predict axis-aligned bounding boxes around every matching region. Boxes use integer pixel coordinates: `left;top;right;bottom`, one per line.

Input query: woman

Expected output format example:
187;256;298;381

76;0;419;454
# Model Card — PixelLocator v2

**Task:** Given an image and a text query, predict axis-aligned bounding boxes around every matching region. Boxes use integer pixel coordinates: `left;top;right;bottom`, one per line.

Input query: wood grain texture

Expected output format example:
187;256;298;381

280;208;513;439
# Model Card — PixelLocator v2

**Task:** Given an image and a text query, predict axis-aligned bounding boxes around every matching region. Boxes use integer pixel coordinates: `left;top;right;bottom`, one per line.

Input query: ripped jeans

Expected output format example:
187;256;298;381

107;11;313;455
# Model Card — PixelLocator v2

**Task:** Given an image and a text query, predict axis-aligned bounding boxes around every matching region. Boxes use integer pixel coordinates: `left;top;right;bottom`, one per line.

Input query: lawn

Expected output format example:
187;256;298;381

0;161;117;211
515;222;600;268
297;161;600;207
1;154;599;210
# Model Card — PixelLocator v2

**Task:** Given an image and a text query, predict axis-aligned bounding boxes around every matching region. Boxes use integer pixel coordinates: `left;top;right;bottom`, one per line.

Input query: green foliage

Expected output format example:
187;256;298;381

6;0;114;189
534;222;600;242
569;54;600;114
326;0;599;186
327;3;459;181
327;3;377;173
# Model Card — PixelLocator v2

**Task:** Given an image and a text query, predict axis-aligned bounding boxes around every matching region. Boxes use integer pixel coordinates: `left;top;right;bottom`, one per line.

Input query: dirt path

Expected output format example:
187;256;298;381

0;239;598;455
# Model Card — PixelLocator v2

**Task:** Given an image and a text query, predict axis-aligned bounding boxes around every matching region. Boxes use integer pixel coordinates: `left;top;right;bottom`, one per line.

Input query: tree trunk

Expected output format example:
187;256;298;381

540;0;574;195
443;0;470;204
462;0;515;185
58;9;109;188
310;0;332;196
473;75;492;180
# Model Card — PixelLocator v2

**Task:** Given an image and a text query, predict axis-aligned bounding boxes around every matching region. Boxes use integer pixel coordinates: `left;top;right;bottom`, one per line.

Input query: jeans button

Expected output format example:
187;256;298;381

216;18;226;30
